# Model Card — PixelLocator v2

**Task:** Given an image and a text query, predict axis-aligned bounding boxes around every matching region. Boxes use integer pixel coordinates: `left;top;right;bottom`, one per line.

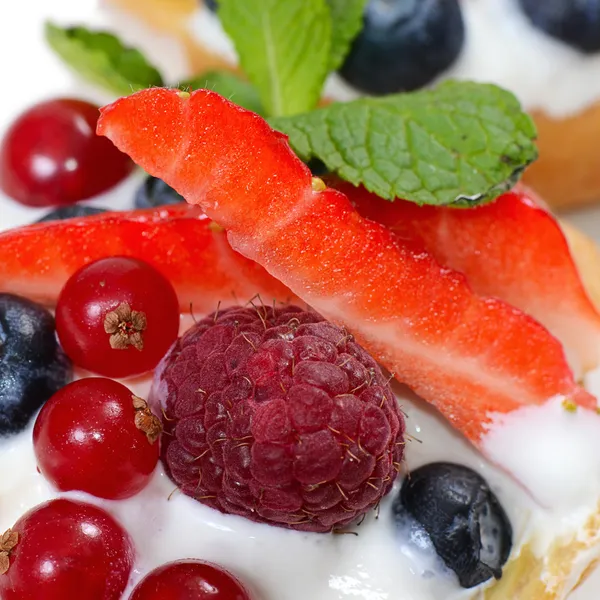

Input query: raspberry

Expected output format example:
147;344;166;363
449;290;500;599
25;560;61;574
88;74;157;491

153;305;405;532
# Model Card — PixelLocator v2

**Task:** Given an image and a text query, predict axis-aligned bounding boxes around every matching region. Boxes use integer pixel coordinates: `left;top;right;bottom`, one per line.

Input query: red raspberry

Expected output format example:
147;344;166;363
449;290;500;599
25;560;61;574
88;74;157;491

153;305;405;532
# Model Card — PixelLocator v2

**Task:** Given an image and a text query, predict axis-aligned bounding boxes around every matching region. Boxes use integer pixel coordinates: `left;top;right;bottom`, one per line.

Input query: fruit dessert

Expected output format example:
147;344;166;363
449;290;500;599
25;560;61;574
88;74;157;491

2;5;600;600
103;0;600;209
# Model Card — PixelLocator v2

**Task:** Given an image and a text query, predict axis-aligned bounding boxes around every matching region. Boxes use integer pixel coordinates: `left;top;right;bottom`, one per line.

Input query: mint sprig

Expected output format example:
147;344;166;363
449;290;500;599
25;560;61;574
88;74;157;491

325;0;368;71
180;71;265;115
46;6;539;208
45;22;163;95
218;0;332;117
271;81;538;206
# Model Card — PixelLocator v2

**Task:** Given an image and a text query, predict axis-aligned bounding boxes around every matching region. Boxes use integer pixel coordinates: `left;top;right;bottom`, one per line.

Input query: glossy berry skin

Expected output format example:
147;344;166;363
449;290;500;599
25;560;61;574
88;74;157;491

135;176;184;209
56;256;180;378
0;294;71;435
33;378;160;500
339;0;465;94
0;498;134;600
130;560;251;600
36;205;107;223
519;0;600;54
0;98;134;207
395;463;512;588
155;305;405;533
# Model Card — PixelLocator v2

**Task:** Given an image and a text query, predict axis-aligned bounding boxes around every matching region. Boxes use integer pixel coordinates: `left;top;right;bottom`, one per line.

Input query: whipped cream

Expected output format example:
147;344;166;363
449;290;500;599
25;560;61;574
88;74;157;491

1;360;600;600
189;0;600;119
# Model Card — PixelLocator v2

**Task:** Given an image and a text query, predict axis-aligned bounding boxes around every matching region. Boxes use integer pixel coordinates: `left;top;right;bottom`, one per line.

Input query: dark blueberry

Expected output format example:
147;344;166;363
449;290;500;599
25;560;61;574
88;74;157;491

519;0;600;54
0;294;72;435
339;0;465;95
135;176;185;209
394;462;512;588
204;0;218;11
35;205;107;223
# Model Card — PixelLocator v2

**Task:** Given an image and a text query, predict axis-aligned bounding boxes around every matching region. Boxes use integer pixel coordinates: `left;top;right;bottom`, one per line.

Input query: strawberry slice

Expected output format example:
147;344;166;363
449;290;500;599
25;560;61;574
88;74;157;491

0;204;294;312
98;88;595;443
333;180;600;375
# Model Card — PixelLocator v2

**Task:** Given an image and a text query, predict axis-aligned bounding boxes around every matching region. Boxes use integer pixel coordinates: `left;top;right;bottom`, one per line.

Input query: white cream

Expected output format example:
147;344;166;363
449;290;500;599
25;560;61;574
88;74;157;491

483;396;600;511
188;0;600;119
0;372;599;600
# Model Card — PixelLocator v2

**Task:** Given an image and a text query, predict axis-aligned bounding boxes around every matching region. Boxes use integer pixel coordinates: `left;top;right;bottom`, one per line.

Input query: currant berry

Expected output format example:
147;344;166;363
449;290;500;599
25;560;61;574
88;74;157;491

55;257;180;378
0;499;134;600
130;560;251;600
33;378;161;500
0;98;134;207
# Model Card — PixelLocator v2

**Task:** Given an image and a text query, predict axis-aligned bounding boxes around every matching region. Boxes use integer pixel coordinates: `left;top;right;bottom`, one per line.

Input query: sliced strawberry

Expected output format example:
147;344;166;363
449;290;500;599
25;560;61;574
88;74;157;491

98;88;595;443
332;180;600;375
0;204;294;312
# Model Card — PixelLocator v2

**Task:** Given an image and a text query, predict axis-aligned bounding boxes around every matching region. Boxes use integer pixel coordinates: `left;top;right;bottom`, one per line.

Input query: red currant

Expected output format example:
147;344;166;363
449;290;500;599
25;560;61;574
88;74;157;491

33;378;161;500
130;561;251;600
0;499;134;600
55;256;180;378
0;98;134;207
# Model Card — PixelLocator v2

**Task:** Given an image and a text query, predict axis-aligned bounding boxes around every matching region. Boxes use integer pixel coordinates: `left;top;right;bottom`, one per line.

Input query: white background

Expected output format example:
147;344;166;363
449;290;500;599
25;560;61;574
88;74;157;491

0;1;599;598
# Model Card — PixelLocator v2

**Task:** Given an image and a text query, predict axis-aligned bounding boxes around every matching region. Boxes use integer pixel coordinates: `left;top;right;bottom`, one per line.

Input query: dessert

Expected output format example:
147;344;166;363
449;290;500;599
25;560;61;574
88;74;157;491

105;0;600;208
1;4;600;599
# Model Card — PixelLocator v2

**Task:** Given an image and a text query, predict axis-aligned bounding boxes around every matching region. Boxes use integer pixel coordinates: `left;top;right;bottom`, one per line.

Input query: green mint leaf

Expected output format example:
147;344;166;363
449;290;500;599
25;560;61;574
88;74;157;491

45;22;164;96
180;70;265;115
270;81;538;206
218;0;332;117
325;0;368;71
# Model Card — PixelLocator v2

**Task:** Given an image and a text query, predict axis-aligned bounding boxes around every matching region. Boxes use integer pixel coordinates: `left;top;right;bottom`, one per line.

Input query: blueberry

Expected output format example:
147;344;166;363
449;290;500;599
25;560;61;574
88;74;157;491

135;176;185;209
339;0;465;95
519;0;600;54
394;462;512;588
204;0;218;11
0;294;72;435
36;205;107;223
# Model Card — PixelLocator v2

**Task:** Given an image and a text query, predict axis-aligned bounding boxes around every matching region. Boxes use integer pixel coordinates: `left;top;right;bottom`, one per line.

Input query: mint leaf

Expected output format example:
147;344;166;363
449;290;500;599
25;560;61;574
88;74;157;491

270;81;538;206
45;22;163;95
325;0;368;71
218;0;332;117
180;71;265;115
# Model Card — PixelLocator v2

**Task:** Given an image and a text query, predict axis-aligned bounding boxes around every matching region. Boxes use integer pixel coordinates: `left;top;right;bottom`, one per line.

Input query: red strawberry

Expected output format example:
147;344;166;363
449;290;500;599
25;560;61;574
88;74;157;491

334;180;600;375
0;204;294;312
97;88;595;444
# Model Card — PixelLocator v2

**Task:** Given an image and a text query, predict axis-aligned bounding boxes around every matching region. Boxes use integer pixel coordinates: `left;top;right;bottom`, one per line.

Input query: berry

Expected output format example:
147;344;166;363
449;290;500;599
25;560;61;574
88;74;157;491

339;0;465;94
0;498;134;600
0;204;294;312
33;378;160;500
55;256;180;378
154;305;405;533
394;463;512;588
0;294;71;435
130;560;251;600
519;0;600;54
0;98;134;208
335;180;600;373
98;87;593;449
135;176;184;209
36;205;107;223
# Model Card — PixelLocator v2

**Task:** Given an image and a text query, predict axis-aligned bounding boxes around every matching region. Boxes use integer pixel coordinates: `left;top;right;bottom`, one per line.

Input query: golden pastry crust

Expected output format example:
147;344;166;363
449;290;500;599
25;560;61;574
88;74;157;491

523;103;600;210
485;504;600;600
